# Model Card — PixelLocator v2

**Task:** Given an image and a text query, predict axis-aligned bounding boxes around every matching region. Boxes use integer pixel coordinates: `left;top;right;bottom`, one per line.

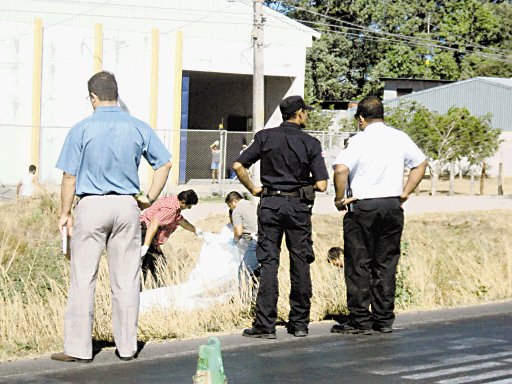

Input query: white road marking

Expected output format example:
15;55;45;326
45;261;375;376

437;368;512;384
402;361;503;380
371;351;512;375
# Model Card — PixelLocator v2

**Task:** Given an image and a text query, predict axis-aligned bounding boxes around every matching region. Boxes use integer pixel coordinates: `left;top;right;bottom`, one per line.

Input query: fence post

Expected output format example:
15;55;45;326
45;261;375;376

31;18;43;171
219;129;227;196
498;162;504;196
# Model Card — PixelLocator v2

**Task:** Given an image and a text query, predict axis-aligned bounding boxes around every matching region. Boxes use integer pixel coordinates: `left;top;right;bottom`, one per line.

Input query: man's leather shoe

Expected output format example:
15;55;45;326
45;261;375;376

293;330;308;337
115;349;136;361
330;323;372;335
242;327;276;339
286;326;308;337
51;352;92;363
372;325;393;333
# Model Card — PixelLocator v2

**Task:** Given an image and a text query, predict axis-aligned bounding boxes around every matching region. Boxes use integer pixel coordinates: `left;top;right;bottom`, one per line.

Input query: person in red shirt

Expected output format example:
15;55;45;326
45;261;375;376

140;189;201;285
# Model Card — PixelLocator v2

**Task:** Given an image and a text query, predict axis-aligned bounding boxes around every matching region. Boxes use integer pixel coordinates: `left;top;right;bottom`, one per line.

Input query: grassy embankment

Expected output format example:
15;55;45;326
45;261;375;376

0;195;511;361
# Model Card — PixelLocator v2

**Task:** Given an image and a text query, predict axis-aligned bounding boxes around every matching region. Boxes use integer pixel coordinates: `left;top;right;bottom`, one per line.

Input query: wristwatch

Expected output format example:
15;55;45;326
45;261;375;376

146;194;155;205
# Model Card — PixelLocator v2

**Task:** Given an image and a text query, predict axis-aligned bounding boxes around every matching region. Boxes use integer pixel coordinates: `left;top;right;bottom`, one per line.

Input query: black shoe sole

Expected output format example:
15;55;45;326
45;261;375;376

242;332;276;339
51;353;92;363
331;325;372;335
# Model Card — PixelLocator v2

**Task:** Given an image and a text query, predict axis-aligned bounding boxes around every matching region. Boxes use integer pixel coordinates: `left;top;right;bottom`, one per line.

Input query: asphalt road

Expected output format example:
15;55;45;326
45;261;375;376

1;301;512;384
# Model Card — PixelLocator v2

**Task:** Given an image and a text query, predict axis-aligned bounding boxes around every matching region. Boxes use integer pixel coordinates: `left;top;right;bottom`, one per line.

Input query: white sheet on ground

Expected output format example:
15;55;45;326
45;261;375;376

140;225;243;312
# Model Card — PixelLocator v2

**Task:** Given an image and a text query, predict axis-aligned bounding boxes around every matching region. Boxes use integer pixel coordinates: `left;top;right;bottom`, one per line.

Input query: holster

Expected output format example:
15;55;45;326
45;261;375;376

299;185;316;205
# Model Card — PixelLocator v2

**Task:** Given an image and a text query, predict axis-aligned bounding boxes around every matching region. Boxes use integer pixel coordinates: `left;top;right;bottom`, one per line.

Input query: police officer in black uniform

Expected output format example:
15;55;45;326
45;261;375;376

233;95;329;339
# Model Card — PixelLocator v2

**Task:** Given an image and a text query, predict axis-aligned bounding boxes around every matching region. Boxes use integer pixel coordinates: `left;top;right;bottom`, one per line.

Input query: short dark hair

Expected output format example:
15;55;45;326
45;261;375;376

355;96;384;120
88;71;119;101
28;164;36;173
225;191;243;204
327;247;343;261
282;110;299;122
177;189;198;205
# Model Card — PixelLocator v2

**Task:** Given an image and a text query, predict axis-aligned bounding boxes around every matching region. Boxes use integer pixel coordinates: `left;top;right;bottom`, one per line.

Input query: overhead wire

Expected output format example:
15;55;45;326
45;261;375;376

277;0;512;61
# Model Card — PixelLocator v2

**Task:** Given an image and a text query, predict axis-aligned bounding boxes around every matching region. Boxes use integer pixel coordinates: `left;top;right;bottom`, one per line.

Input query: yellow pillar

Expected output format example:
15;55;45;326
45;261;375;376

31;18;43;167
93;23;103;73
147;28;160;189
170;31;183;186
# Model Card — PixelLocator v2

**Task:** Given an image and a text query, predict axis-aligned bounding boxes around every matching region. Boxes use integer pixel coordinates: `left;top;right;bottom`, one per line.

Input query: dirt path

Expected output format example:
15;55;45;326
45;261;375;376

182;194;512;223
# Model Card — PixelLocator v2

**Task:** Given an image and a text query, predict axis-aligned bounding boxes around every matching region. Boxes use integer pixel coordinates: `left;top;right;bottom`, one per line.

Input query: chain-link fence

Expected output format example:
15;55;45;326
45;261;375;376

0;124;353;195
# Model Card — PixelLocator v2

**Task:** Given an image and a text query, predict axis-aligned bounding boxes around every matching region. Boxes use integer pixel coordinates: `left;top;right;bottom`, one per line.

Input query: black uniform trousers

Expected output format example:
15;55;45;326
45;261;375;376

343;197;404;330
254;196;314;333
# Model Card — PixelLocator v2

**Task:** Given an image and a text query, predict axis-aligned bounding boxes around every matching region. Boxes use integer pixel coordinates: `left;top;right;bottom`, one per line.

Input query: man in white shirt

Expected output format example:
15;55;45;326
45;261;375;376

332;96;427;335
16;164;42;198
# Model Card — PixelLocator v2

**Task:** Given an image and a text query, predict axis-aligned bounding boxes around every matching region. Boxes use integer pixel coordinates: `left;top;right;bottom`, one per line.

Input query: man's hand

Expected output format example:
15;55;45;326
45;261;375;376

136;195;152;210
59;213;73;237
334;196;357;212
399;193;409;204
250;186;263;197
141;245;149;257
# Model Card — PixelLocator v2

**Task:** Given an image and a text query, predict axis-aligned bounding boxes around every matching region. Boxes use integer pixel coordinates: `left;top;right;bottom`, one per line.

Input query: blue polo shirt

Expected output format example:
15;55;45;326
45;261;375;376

56;106;171;196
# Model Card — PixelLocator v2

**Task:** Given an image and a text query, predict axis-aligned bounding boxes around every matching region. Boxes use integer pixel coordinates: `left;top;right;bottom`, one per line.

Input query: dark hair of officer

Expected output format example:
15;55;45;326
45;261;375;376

354;96;384;120
327;247;343;262
177;189;198;206
225;191;243;204
88;71;119;101
29;164;37;173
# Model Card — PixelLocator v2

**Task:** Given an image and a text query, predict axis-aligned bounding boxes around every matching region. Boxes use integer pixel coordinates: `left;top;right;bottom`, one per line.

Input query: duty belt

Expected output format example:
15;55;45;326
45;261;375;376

262;187;301;197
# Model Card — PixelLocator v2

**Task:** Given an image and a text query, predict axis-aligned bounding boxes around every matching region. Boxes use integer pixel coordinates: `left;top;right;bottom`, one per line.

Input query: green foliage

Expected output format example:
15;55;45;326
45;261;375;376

306;105;335;131
266;0;512;100
386;101;501;172
395;241;418;308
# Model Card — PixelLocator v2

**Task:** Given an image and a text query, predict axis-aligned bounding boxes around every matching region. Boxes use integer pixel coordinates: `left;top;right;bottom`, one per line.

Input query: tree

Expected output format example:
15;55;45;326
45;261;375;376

265;0;512;101
386;102;501;195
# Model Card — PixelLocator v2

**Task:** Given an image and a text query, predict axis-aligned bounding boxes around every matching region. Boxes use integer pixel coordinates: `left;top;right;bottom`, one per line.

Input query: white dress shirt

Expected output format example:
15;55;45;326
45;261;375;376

333;122;426;199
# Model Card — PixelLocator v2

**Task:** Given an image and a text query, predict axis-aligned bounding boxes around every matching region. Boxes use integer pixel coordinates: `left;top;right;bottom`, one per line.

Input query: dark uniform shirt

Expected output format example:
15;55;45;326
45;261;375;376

236;121;329;190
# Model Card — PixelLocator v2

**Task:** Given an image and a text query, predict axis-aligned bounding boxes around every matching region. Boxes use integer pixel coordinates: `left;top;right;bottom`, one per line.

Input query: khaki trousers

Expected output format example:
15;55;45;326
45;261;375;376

64;195;141;359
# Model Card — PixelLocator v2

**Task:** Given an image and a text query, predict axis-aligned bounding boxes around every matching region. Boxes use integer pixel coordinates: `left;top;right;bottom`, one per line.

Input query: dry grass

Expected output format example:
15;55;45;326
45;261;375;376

0;195;511;362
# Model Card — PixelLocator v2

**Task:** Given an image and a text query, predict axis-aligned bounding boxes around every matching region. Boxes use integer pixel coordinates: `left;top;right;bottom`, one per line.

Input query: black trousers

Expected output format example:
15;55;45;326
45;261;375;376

140;222;165;286
343;197;404;330
254;196;314;333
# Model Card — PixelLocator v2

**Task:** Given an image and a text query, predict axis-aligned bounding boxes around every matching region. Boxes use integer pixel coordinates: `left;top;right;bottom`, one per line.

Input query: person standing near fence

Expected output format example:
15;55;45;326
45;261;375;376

332;96;427;335
210;140;221;183
233;95;329;339
52;71;172;363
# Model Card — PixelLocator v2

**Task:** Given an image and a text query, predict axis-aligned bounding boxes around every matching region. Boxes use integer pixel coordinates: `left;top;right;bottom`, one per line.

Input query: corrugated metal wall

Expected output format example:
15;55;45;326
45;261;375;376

385;78;512;132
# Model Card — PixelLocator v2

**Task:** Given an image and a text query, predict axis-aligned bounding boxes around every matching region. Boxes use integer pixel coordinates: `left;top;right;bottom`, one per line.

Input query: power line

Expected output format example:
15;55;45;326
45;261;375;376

300;19;512;63
277;1;512;60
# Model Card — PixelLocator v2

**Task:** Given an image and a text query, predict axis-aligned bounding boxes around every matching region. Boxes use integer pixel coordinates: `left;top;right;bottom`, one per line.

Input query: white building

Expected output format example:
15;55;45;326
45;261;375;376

0;0;319;186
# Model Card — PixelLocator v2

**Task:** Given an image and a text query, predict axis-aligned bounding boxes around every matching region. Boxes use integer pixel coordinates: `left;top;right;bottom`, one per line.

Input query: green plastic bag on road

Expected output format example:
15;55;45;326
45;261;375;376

193;337;228;384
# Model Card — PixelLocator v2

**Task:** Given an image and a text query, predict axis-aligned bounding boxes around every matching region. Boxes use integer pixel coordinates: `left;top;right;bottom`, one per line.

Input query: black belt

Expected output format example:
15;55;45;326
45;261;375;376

356;196;400;202
78;192;134;198
262;188;301;197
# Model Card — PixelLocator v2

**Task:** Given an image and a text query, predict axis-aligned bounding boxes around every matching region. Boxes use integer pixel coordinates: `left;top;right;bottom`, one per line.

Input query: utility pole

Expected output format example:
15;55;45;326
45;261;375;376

252;0;265;184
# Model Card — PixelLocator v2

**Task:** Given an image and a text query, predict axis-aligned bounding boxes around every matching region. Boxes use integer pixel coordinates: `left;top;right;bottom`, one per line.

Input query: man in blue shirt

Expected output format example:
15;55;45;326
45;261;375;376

51;71;172;363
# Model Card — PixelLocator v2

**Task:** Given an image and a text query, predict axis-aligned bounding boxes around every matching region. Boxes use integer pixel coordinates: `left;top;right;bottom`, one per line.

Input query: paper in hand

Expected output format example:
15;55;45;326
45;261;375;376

62;227;70;260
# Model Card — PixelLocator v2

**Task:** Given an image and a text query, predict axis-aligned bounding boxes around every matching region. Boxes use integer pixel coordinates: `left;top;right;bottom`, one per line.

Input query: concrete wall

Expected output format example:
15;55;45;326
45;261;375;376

0;9;313;185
